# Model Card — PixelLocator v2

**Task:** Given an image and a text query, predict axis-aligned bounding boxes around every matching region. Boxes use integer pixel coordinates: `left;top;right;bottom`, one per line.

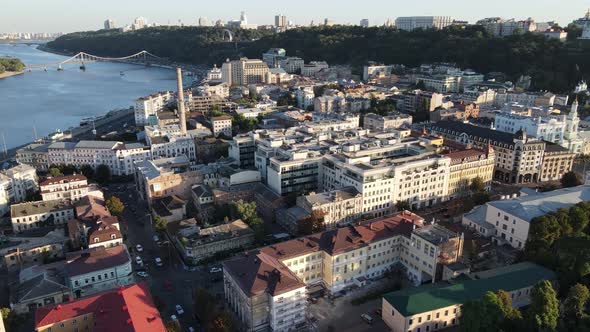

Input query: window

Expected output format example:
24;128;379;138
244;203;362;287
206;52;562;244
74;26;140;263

445;310;448;316
409;319;413;325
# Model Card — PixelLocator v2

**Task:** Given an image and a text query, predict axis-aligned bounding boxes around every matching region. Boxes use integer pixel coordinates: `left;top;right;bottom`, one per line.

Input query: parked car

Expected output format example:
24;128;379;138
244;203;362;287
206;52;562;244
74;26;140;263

135;244;143;252
155;257;163;267
361;313;373;325
175;304;184;315
136;271;149;278
209;267;222;273
135;256;143;266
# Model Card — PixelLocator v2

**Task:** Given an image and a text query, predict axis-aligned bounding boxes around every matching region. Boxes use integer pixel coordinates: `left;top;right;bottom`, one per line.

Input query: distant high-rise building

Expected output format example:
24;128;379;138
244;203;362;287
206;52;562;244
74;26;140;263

384;18;394;27
360;19;369;27
395;16;453;31
324;18;335;26
275;14;287;28
240;11;247;24
104;19;116;30
198;17;210;26
133;16;147;30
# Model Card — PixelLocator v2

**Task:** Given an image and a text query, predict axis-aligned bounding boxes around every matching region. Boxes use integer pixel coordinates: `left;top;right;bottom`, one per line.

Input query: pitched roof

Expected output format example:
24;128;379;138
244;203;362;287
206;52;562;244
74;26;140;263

40;175;87;187
16;273;69;303
35;282;166;332
431;120;516;144
11;200;73;218
383;262;556;317
65;245;130;277
223;211;424;297
488;185;590;222
75;196;111;221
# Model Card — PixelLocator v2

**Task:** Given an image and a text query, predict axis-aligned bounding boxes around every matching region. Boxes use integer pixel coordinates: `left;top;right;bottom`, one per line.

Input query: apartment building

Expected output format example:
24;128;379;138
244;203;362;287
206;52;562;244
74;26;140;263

134;91;173;126
193;82;230;99
443;147;495;198
363;113;413;131
35;282;166;332
134;156;204;204
395;16;454;31
540;143;575;182
314;95;346;113
11;200;74;233
145;125;196;160
45;141;151;176
222;58;270;86
211;115;233;137
15;143;50;171
301;61;329;77
223;211;463;331
429;121;552;184
228;133;258;169
0;164;38;216
40;175;88;202
296;187;363;229
295;86;315;110
168;218;255;265
382;262;556;332
463;185;590;249
494;100;582;153
65;245;133;298
416;74;462;93
363;64;394;81
400;90;445;114
188;94;227;113
0;229;67;269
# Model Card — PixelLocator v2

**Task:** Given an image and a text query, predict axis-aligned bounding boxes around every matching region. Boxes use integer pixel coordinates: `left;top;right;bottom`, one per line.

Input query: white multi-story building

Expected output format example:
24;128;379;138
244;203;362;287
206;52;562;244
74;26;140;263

134;91;173;126
47;141;151;176
416;74;462;93
277;57;304;74
11;200;74;233
65;245;134;298
314;95;346;113
463;185;590;249
40;175;89;202
360;19;369;28
0;164;38;215
363;113;413;131
363;64;394;81
295;86;315;109
221;58;270;86
223;211;463;331
103;19;116;30
210;115;233;137
296;187;363;229
145;125;196;160
494;100;582;153
301;61;329;77
395;16;454;31
194;82;229;99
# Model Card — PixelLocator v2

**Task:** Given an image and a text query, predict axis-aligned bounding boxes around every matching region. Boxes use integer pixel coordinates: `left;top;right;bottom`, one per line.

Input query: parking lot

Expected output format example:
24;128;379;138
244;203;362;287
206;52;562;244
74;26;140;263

309;293;388;332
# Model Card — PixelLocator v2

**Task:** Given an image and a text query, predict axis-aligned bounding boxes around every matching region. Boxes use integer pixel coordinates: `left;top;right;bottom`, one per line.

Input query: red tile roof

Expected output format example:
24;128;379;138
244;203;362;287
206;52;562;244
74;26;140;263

35;282;166;332
75;196;111;222
223;211;424;296
65;245;130;277
40;175;87;187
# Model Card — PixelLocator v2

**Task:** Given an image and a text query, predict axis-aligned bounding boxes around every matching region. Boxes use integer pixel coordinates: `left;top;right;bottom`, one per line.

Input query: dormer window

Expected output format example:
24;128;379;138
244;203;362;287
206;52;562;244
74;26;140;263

94;238;100;243
111;234;116;240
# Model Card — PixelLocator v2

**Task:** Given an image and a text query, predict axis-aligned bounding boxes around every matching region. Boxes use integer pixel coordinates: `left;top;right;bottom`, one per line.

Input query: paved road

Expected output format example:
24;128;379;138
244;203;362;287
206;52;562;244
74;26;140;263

106;182;224;332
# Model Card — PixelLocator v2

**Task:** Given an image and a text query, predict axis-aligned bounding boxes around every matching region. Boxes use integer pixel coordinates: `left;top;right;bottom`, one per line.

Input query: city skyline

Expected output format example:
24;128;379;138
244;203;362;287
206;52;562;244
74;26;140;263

1;0;589;33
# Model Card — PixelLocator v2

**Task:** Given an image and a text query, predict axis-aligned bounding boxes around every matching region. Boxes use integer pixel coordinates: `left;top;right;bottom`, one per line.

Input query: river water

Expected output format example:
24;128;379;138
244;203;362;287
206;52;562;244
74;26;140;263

0;43;178;149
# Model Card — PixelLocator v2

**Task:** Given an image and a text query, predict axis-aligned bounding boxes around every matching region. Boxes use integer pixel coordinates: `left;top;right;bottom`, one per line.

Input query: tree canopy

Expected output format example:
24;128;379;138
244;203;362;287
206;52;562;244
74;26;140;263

529;280;559;332
0;57;25;74
106;196;125;215
561;171;582;188
48;25;590;92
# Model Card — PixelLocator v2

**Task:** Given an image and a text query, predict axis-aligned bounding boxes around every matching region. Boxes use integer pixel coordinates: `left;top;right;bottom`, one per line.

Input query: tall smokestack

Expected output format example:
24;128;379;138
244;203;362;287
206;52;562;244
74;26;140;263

176;67;187;135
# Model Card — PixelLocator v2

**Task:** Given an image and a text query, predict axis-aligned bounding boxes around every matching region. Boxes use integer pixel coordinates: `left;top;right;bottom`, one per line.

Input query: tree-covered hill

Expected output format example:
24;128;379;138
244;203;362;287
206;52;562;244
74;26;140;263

0;57;25;74
46;25;590;92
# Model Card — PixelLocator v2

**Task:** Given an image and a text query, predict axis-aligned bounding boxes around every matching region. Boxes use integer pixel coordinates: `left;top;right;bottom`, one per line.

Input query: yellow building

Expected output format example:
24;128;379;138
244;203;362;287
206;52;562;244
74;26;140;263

443;146;495;198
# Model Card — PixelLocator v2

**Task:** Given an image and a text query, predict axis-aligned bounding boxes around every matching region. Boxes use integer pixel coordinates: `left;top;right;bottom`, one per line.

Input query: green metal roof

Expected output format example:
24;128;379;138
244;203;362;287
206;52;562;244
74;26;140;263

383;262;556;317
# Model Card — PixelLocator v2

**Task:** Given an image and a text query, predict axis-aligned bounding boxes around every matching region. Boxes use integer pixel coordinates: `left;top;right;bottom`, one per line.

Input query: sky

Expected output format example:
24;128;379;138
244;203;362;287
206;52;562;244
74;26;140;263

2;0;590;33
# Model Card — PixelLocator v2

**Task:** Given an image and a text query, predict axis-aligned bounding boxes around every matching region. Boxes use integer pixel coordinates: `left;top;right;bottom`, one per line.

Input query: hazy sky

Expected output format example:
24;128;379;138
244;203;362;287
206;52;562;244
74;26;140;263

2;0;590;33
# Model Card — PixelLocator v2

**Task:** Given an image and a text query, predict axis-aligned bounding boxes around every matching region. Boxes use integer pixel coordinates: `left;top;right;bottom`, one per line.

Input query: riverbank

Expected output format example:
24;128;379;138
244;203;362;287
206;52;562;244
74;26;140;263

0;71;23;79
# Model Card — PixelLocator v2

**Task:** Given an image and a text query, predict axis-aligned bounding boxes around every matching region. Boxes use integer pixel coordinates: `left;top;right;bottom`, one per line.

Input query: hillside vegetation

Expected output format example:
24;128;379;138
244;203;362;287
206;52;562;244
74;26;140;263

46;25;590;92
0;57;25;73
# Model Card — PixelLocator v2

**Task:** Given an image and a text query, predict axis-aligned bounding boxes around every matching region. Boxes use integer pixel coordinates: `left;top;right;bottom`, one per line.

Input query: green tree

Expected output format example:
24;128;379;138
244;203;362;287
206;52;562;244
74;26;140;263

395;200;411;211
154;215;167;232
106;196;125;215
564;283;590;321
460;292;504;332
234;200;258;223
80;165;95;179
95;164;111;184
49;167;63;177
470;176;486;193
528;280;559;332
496;290;522;320
569;206;590;235
561;171;581;188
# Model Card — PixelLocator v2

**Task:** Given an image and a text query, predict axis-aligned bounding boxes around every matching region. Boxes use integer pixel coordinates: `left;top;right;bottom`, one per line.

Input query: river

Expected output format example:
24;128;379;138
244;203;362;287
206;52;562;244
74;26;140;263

0;43;179;149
